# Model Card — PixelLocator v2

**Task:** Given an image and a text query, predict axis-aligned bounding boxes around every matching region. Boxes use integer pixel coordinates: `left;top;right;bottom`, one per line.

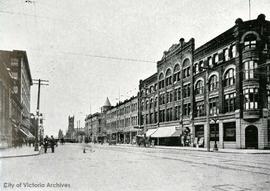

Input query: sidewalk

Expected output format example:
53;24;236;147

0;146;40;159
113;143;270;154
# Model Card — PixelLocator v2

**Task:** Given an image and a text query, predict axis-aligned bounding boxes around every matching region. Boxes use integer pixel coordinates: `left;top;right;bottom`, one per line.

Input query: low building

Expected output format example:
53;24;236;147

106;96;139;144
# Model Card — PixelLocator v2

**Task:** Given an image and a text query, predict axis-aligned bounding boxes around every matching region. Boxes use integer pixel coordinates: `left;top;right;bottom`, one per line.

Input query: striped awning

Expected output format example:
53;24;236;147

19;127;35;139
151;126;181;138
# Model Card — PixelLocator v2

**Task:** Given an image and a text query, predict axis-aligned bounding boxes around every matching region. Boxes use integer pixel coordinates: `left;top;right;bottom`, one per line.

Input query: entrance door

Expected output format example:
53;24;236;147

245;125;258;149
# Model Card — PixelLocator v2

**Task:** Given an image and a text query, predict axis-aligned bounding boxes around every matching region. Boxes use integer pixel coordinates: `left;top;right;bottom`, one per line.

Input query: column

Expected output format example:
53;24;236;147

219;121;224;149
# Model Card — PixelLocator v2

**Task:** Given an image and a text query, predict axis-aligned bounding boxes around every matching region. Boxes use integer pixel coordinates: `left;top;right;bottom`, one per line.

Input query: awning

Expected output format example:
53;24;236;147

19;127;35;139
151;126;181;138
145;128;157;137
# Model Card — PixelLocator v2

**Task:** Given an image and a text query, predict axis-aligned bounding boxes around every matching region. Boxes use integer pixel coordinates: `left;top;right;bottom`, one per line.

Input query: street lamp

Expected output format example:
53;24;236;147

210;114;219;151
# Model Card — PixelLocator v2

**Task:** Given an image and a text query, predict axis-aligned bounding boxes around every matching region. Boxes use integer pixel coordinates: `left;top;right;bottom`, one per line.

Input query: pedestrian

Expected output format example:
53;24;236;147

44;135;49;153
50;135;55;153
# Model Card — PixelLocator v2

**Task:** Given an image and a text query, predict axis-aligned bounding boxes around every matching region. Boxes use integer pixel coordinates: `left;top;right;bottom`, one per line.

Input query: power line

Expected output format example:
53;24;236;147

28;48;156;63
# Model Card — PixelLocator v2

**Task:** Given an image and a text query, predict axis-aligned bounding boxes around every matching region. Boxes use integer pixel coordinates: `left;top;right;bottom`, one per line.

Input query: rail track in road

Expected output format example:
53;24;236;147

96;145;270;176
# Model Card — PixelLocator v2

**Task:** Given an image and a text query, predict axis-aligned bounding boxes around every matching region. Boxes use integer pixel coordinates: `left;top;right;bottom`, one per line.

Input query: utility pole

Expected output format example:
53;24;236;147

33;79;49;151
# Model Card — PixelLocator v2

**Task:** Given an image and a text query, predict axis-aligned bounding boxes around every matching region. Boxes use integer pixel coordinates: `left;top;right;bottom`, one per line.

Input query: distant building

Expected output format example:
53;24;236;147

105;96;139;144
65;116;75;140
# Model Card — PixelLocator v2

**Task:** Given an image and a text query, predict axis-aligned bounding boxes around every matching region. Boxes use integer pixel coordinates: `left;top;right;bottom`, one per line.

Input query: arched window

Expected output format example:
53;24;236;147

173;64;180;83
183;59;191;78
195;80;204;95
244;34;257;50
159;73;165;89
224;68;235;87
165;69;172;86
209;75;218;91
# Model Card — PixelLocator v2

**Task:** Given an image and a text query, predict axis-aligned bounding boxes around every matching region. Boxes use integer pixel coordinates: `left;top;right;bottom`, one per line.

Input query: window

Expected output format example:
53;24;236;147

165;69;172;86
209;75;218;91
183;103;191;116
175;105;181;120
244;88;259;110
231;45;236;58
194;63;199;74
224;68;235;87
224;48;229;61
173;64;180;83
183;84;190;98
224;93;236;112
159;73;165;89
195;80;204;95
209;97;219;115
195;101;204;117
244;34;256;50
183;67;190;78
166;108;173;121
208;57;213;68
199;61;204;72
223;122;236;141
244;60;258;80
214;54;219;64
159;110;165;122
177;88;181;100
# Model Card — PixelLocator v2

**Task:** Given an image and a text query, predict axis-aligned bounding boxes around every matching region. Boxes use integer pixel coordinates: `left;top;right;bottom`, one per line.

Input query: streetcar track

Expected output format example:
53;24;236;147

97;146;270;176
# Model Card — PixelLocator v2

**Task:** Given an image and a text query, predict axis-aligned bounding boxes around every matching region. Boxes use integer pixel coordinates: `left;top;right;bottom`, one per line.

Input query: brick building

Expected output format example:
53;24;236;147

138;14;270;149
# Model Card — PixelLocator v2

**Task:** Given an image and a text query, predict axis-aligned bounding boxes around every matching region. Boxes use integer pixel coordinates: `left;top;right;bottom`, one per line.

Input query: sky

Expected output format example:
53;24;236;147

1;0;270;136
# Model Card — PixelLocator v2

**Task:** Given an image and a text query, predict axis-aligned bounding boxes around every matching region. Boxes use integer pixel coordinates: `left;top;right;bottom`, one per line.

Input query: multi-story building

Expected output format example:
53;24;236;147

85;112;103;143
139;14;270;149
106;96;139;144
0;50;33;148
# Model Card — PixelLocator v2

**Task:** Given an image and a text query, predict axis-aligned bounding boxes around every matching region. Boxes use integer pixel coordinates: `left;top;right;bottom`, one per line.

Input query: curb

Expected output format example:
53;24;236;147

0;152;40;159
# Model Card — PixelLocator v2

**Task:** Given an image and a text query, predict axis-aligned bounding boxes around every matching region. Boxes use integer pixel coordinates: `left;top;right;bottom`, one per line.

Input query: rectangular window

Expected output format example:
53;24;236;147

223;122;236;141
195;101;204;117
224;93;236;113
209;97;219;115
183;103;191;116
244;88;259;110
244;60;258;80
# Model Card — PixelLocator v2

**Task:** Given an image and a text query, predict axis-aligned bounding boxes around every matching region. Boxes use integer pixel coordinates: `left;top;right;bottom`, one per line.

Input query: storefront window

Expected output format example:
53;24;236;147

223;122;236;141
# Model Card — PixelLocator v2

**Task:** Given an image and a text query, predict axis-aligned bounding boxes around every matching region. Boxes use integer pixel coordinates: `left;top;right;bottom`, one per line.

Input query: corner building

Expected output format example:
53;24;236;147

139;14;270;149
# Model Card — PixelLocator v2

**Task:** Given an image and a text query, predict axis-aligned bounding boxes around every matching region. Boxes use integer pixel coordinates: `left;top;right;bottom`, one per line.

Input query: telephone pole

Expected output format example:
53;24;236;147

33;79;49;151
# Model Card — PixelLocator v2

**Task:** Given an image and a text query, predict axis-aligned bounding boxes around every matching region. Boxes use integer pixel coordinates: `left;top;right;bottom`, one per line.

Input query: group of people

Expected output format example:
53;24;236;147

43;135;56;153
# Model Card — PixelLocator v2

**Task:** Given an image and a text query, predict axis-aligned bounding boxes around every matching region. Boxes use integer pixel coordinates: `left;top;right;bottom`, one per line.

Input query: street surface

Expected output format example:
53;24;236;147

1;143;270;191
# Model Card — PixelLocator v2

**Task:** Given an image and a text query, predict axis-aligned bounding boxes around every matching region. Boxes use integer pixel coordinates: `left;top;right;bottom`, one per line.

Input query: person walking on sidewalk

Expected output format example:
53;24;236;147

44;135;49;153
50;136;55;153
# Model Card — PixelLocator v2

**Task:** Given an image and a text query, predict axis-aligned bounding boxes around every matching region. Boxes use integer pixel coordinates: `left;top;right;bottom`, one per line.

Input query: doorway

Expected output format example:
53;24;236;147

245;125;258;149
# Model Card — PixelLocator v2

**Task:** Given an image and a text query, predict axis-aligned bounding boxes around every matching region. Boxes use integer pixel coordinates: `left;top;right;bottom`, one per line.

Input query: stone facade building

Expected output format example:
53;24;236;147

106;96;139;144
0;50;33;148
138;14;270;149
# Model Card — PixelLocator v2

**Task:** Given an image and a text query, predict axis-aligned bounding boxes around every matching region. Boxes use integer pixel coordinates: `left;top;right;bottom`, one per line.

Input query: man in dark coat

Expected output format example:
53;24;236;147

44;135;49;153
50;135;55;153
